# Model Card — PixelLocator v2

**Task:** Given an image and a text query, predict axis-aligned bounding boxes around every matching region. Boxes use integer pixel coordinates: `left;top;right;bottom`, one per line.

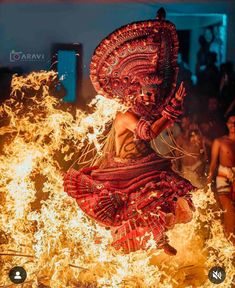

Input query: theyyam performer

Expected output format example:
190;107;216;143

64;8;195;256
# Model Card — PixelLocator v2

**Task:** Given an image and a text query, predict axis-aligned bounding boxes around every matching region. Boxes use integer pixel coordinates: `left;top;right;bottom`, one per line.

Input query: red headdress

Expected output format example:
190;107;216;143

90;8;179;119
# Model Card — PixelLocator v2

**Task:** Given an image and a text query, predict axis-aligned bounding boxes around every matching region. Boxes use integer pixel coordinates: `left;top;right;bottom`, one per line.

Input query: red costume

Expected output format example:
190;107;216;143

64;9;195;254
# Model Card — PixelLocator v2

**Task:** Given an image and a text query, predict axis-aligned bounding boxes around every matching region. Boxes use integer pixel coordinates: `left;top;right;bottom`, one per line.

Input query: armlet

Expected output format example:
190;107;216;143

161;98;183;121
134;118;156;141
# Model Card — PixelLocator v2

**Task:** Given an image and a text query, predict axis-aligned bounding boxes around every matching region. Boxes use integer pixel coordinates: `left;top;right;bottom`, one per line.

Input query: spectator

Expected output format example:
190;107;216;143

197;52;220;93
219;62;235;114
204;28;213;46
176;126;207;188
210;26;224;68
177;52;192;87
207;111;235;245
201;97;226;145
196;35;210;76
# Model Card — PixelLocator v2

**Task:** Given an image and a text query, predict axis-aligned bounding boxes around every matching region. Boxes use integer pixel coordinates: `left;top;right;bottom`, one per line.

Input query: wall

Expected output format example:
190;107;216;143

0;1;234;101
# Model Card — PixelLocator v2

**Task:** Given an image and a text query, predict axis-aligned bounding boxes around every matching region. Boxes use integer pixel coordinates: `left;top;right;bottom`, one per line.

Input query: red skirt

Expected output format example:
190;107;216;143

63;153;195;253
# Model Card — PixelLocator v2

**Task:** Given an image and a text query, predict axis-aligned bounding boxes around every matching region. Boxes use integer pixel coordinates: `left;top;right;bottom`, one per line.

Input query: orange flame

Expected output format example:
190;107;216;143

0;71;234;287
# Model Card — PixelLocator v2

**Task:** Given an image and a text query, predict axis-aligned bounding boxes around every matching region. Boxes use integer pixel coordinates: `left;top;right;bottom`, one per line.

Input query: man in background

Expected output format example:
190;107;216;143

208;111;235;245
176;127;206;188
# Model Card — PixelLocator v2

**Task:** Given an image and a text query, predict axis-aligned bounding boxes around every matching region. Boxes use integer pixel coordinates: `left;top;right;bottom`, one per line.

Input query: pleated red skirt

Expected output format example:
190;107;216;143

63;153;195;253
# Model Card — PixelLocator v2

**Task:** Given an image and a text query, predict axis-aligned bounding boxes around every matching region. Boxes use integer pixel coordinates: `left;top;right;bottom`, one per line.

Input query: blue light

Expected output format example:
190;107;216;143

57;50;77;102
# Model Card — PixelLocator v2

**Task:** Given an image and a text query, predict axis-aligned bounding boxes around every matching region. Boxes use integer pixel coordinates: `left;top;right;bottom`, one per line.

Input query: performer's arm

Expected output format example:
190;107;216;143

207;139;220;183
117;82;186;140
116;112;171;140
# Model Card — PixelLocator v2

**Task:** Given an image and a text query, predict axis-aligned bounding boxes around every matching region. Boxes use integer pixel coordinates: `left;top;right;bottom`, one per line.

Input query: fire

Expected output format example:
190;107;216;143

0;71;234;287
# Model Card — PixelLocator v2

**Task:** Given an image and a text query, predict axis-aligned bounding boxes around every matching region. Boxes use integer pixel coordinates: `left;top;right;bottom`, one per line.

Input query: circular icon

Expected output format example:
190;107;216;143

208;266;226;284
9;266;27;284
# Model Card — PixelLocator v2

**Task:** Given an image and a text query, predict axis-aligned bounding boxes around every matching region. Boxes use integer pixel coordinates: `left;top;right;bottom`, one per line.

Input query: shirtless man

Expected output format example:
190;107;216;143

207;112;235;244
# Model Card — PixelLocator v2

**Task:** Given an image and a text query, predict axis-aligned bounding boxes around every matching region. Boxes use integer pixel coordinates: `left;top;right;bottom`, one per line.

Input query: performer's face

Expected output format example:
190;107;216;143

136;88;156;105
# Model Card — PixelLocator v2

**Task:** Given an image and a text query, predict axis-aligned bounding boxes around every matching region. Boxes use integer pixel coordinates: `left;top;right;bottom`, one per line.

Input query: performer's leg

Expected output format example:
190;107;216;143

157;234;177;256
157;198;193;256
161;243;177;256
218;194;235;245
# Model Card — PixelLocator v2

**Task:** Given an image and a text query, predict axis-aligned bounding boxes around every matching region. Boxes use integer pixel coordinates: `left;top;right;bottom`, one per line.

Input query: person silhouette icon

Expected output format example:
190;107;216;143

14;271;22;280
9;266;27;284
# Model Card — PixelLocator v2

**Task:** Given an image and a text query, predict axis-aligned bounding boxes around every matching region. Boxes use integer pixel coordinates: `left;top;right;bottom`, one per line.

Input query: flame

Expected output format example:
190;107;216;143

0;71;234;287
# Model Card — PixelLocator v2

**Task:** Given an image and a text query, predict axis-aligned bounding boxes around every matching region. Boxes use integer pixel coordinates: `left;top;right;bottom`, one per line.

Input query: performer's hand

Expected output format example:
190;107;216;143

175;82;186;102
162;82;186;121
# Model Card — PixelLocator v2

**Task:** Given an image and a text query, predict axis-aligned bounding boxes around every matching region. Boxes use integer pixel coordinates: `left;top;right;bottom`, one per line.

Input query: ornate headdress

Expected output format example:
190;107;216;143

90;8;179;118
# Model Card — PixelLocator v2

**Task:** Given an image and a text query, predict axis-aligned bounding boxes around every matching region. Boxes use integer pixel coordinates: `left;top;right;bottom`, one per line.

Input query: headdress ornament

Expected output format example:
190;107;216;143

90;8;179;117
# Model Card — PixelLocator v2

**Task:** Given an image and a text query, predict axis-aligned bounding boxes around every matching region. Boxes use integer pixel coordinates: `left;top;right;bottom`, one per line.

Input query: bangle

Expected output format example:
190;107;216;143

161;104;183;121
170;97;182;107
134;118;156;141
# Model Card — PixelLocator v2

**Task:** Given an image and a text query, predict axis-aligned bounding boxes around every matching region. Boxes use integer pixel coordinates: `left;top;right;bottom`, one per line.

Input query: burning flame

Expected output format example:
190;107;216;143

0;71;234;287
